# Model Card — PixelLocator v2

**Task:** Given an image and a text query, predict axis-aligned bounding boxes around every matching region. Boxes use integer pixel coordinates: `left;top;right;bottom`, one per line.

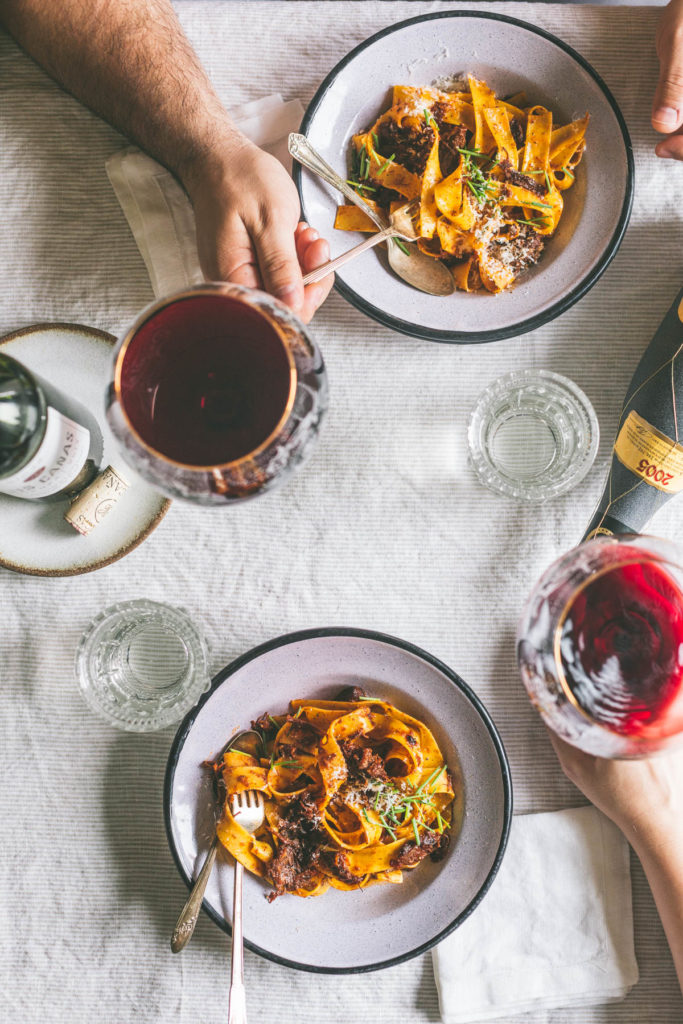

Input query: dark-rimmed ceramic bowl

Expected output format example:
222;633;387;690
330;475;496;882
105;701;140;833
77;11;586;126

295;11;633;344
164;627;512;973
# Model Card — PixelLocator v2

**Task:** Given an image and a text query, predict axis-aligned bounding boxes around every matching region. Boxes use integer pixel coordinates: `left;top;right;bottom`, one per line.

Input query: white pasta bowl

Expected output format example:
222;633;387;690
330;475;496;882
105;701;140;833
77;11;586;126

294;10;633;343
164;628;512;973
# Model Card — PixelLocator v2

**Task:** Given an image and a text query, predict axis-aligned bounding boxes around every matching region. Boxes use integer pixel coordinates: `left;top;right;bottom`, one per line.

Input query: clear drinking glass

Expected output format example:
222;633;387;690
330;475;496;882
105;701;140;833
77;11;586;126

468;370;599;502
517;535;683;757
105;282;328;504
76;599;211;732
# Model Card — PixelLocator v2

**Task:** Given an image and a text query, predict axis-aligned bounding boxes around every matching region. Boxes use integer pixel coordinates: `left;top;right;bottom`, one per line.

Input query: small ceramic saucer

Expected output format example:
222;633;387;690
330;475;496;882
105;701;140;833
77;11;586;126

0;324;170;576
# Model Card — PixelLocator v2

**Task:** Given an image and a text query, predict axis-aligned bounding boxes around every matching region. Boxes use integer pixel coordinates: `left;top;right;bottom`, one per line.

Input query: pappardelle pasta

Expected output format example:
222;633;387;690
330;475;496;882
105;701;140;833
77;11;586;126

206;689;460;900
335;75;589;293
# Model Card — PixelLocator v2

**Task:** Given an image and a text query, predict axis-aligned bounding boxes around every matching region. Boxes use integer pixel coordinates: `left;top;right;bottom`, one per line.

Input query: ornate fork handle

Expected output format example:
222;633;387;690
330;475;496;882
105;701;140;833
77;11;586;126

302;223;396;285
171;835;220;953
288;133;387;229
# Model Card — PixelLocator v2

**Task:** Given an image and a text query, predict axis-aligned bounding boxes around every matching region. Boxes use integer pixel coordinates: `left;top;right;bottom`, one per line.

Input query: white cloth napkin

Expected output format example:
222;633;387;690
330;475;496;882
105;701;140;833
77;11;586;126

105;93;303;298
432;806;639;1022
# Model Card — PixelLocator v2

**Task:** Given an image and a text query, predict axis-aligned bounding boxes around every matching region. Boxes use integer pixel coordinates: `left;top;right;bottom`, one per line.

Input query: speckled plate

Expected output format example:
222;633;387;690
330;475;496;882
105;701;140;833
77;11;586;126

0;324;170;576
164;628;512;973
295;10;634;343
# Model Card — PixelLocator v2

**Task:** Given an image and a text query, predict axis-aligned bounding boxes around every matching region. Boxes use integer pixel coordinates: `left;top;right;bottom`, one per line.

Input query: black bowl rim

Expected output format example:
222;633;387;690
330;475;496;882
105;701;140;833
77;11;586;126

164;625;513;974
294;9;634;344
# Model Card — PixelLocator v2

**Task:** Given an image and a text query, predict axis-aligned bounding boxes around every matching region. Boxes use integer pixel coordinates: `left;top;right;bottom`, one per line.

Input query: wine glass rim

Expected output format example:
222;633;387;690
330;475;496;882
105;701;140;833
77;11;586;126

552;552;683;736
113;284;298;472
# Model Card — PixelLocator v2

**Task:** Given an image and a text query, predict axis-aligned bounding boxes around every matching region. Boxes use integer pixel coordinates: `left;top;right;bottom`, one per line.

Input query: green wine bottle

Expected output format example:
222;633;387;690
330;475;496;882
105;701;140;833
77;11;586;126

584;285;683;539
0;353;103;501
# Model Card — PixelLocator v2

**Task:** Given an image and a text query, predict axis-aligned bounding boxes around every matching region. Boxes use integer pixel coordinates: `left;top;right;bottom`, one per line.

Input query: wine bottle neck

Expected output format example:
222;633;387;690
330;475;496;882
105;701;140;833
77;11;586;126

583;512;640;542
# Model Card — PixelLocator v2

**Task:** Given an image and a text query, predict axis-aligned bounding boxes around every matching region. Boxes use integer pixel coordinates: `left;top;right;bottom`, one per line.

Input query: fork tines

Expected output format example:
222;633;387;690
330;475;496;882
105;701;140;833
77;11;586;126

230;790;264;813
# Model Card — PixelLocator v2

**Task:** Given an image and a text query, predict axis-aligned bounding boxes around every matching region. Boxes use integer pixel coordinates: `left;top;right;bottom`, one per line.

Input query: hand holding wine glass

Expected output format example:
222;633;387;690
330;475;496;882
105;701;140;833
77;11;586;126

549;731;683;992
549;732;683;851
183;140;333;323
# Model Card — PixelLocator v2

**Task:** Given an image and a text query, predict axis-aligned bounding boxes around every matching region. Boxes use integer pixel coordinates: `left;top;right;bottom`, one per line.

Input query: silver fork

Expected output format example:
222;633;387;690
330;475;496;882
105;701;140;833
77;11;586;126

301;199;421;285
228;790;266;1024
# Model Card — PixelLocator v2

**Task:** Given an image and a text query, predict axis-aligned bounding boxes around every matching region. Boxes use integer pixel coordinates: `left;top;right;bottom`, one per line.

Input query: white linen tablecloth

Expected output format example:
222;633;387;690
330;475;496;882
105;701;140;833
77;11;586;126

0;3;682;1022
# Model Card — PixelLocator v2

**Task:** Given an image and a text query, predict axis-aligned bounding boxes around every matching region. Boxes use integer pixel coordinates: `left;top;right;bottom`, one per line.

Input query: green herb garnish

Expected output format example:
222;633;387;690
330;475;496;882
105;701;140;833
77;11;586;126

346;179;376;193
423;108;437;130
359;144;370;179
415;765;446;796
412;818;421;846
380;814;397;841
459;151;499;206
436;810;451;834
376;153;396;176
393;238;411;256
544;170;552;192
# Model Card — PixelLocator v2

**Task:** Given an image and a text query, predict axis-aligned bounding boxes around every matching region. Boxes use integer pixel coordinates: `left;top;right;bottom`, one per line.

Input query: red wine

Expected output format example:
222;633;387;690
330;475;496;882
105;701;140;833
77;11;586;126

118;293;294;466
559;558;683;738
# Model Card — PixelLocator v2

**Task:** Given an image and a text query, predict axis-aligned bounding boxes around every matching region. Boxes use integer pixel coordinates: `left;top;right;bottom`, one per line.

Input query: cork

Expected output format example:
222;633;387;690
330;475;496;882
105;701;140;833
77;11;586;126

65;465;129;535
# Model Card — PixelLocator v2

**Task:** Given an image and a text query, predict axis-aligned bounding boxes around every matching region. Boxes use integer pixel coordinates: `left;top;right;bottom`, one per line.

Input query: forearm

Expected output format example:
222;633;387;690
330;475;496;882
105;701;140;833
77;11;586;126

631;831;683;992
0;0;240;187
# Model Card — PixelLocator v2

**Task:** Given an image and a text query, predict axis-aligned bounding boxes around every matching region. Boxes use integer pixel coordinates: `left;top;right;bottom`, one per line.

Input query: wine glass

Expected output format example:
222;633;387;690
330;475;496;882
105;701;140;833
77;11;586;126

517;535;683;757
105;282;328;504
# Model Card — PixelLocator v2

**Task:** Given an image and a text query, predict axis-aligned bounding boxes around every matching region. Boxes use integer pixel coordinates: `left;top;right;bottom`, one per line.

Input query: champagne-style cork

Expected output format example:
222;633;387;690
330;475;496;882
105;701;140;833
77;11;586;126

65;465;129;535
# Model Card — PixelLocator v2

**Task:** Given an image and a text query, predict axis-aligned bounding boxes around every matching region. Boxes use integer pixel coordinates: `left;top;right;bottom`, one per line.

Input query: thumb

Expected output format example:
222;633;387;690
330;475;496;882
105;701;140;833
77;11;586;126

653;18;683;132
252;218;305;313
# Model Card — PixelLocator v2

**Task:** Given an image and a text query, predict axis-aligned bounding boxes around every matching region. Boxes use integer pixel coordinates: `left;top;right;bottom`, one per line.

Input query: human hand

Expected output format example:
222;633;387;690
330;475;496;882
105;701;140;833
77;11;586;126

653;0;683;159
548;731;683;859
183;137;333;322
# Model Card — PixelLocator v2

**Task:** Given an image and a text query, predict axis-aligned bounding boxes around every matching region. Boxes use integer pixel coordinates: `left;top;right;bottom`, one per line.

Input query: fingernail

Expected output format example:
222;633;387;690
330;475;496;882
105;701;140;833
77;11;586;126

654;105;679;128
656;143;676;159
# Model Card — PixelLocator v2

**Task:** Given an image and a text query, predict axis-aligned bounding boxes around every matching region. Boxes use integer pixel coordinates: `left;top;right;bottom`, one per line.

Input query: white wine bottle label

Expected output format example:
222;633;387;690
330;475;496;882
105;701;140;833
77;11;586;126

0;407;91;498
614;409;683;494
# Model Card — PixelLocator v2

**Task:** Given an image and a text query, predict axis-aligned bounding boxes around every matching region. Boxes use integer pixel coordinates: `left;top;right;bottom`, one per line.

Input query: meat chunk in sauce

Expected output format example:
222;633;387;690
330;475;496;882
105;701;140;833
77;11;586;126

390;831;448;868
335;685;368;702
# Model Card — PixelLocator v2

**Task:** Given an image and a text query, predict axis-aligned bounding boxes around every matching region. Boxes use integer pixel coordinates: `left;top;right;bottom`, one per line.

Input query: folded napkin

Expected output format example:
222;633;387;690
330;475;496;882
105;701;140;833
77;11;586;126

105;93;303;298
432;806;639;1023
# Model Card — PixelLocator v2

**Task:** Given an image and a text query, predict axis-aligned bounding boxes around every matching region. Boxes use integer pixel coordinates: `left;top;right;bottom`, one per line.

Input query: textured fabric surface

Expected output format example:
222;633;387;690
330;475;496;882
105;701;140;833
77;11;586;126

0;3;682;1023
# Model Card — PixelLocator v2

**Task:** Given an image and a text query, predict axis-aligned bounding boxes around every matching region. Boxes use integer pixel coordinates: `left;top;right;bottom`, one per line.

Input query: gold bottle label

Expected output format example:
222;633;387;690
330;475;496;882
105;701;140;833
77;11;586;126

585;526;616;540
614;409;683;493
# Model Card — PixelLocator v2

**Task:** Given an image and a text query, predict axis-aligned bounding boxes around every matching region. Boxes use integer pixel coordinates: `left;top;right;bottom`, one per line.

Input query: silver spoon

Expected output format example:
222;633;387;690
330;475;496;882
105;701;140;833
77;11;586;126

289;132;454;296
170;729;264;954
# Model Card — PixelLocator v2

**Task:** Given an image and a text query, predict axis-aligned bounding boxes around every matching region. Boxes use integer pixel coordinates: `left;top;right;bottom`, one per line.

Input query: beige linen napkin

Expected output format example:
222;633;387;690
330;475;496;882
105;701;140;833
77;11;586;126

105;93;303;298
432;806;639;1022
